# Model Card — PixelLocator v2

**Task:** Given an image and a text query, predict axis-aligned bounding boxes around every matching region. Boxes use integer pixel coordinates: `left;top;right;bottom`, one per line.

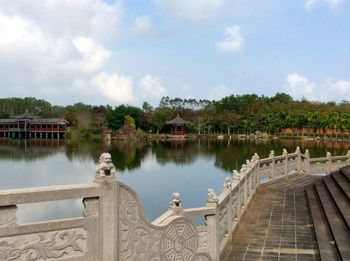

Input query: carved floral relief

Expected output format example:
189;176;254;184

0;229;86;261
118;184;200;261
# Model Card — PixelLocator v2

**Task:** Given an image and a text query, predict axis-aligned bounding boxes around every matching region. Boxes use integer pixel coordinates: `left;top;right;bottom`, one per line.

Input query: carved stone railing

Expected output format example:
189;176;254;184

0;183;100;261
154;147;350;260
1;149;349;261
0;153;211;261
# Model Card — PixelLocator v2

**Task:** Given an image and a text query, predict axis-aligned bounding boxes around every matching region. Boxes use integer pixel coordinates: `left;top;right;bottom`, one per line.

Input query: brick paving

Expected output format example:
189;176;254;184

223;175;321;261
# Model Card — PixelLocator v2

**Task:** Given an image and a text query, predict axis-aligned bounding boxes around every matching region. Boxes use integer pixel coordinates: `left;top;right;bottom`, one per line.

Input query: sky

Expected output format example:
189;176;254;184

0;0;349;107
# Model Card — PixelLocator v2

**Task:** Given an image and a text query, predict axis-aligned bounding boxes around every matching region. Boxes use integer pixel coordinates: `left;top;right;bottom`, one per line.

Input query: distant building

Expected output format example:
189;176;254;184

0;111;68;139
166;114;189;136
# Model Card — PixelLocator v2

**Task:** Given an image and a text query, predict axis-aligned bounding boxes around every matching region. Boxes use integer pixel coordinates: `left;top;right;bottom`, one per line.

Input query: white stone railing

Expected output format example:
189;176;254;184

0;157;212;261
155;147;350;260
1;149;349;261
0;183;101;261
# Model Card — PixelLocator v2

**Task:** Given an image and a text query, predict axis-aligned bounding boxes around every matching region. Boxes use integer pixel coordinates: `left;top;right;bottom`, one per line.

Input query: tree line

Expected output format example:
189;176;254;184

1;93;350;136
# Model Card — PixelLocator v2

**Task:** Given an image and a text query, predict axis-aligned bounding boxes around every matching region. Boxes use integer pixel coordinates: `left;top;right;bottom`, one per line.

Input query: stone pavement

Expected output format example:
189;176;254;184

222;174;321;261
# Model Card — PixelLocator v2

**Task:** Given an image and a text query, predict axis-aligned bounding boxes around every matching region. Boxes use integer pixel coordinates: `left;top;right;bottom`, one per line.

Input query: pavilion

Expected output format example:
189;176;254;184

166;114;189;136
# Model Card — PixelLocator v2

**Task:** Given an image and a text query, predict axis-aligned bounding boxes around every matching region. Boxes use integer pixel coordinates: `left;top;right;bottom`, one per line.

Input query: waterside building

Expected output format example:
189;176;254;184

0;111;68;139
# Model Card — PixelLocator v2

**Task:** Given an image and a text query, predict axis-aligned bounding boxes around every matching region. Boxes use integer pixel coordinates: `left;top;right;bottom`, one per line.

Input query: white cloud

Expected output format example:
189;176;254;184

152;0;232;24
324;0;344;6
73;37;111;72
285;73;350;102
209;85;233;100
139;74;166;99
0;1;124;104
131;16;154;36
305;0;319;9
92;72;134;103
327;79;350;94
0;15;42;46
216;25;244;53
305;0;344;10
286;73;315;99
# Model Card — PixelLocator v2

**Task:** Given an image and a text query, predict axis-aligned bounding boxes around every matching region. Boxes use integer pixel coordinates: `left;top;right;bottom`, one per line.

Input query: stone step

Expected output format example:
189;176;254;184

332;171;350;201
314;180;350;260
324;175;350;230
340;166;350;182
306;185;340;261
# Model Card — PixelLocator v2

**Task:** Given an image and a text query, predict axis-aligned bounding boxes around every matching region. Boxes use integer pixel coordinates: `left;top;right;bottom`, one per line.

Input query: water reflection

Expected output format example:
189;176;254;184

0;138;65;162
1;138;349;223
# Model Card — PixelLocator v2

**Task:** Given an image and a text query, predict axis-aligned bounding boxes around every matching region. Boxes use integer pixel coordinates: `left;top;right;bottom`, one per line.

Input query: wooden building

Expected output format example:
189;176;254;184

166;114;189;136
0;111;68;139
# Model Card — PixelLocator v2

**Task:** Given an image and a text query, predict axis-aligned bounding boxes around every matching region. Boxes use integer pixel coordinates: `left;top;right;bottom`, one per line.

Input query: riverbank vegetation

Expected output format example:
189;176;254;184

1;93;350;137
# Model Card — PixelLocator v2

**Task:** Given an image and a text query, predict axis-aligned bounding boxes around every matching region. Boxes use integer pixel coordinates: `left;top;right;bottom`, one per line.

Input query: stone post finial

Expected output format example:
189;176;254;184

95;152;116;178
326;152;332;158
347;150;350;159
305;149;310;158
295;146;301;153
283;148;288;155
251;153;258;162
170;192;181;208
223;177;232;192
207;189;218;204
240;164;247;174
269;150;275;158
232;170;240;181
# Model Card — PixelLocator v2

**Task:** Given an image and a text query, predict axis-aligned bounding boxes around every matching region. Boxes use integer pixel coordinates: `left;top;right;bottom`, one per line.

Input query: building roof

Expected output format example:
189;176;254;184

0;119;17;123
14;111;40;119
0;111;69;125
30;118;69;124
166;114;190;125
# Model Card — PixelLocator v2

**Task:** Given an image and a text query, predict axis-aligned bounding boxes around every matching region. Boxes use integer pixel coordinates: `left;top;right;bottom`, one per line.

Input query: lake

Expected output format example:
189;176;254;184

1;137;349;223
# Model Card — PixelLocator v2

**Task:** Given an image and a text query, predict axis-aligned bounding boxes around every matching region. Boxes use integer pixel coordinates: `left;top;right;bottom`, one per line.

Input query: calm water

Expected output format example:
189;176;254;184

1;138;349;223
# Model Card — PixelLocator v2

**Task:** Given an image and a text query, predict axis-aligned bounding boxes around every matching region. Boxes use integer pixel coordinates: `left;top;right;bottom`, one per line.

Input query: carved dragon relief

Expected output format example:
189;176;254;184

118;183;202;261
0;229;86;261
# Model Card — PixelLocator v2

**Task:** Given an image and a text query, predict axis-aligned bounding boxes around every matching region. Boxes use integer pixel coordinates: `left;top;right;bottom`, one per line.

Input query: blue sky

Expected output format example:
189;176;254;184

0;0;349;106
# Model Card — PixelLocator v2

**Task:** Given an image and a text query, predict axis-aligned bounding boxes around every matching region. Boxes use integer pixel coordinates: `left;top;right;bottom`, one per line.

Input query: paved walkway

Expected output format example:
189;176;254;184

223;174;321;261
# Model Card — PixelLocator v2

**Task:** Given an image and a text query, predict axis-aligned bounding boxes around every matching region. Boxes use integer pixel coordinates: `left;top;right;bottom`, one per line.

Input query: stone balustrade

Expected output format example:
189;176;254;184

0;148;349;260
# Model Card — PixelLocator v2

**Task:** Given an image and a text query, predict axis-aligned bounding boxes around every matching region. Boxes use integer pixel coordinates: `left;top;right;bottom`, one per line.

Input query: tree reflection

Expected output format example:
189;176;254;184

0;138;65;161
151;140;201;166
1;138;349;173
109;141;148;171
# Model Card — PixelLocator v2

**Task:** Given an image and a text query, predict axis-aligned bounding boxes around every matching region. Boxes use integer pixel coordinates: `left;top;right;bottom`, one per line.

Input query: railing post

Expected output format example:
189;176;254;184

223;177;234;235
245;160;252;202
326;152;332;174
206;190;220;261
240;164;248;208
295;146;301;174
283;148;288;177
253;153;260;187
94;153;118;261
270;150;275;181
304;149;310;175
233;170;241;220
